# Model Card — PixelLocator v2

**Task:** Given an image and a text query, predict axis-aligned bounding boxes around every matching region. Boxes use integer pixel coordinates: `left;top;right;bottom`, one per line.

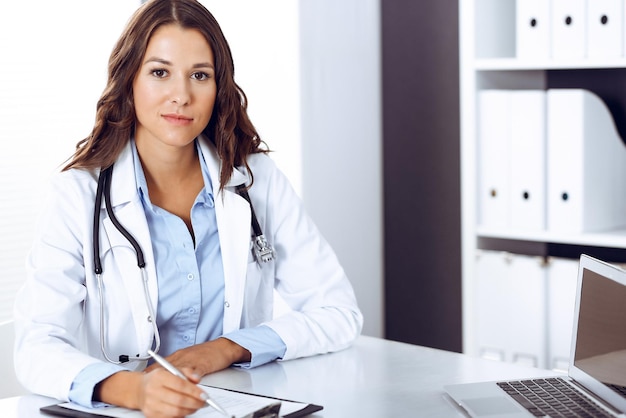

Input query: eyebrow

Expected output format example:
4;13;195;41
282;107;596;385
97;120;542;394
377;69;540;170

143;57;214;69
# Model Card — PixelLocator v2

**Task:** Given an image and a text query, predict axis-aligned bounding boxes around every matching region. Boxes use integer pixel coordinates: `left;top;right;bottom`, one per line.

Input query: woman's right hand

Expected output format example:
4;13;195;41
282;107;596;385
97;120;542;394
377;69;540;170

95;369;208;418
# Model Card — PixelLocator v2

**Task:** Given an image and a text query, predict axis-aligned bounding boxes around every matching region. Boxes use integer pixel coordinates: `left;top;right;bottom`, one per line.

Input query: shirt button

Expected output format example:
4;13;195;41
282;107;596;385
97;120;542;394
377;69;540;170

183;335;190;341
188;307;195;314
187;273;194;281
224;301;230;308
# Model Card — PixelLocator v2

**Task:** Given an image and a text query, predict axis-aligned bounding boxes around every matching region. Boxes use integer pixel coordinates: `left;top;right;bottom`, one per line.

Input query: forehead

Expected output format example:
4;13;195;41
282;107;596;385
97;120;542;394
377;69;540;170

144;24;214;61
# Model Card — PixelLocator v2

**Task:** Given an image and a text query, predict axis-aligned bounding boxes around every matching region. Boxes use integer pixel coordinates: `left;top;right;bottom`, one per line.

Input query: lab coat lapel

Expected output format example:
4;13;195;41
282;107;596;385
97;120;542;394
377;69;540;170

198;137;250;332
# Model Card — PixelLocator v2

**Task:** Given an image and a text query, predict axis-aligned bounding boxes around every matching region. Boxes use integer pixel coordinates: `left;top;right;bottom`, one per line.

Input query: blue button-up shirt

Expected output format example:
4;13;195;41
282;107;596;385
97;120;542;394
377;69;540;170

69;140;285;407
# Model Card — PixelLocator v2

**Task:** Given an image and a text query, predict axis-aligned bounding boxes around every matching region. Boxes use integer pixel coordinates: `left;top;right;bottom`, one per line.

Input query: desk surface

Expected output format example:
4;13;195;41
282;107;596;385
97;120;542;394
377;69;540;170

0;335;560;417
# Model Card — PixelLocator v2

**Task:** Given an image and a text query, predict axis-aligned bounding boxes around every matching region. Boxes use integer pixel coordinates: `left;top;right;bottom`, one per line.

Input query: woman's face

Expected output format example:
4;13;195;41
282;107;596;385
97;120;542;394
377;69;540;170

133;24;216;152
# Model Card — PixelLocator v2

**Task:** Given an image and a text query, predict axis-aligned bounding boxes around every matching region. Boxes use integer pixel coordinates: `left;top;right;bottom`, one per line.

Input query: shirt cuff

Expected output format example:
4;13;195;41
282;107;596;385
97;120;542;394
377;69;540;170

69;362;126;408
222;325;287;369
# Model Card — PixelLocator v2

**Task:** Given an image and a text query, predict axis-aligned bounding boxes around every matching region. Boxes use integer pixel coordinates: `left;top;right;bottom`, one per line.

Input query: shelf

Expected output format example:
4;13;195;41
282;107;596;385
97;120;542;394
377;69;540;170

474;57;626;71
476;227;626;249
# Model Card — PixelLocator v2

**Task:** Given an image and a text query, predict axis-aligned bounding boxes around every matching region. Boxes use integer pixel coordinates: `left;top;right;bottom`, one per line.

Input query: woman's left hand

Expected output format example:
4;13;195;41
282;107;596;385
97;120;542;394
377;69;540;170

145;337;251;376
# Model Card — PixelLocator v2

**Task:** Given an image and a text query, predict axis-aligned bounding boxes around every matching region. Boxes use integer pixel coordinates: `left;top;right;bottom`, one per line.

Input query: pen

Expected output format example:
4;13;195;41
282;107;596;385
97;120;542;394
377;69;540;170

147;350;233;418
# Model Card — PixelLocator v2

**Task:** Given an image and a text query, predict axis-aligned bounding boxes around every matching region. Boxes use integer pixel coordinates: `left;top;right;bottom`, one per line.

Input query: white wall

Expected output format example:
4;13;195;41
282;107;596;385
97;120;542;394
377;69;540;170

0;0;138;322
299;0;383;337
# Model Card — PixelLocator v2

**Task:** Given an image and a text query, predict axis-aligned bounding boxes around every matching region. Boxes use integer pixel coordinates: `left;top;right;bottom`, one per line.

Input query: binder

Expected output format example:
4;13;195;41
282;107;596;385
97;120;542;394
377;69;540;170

474;251;547;369
546;257;578;373
509;90;546;232
550;0;587;59
546;89;626;233
477;90;511;229
474;250;509;362
506;254;547;369
587;0;623;59
516;0;551;59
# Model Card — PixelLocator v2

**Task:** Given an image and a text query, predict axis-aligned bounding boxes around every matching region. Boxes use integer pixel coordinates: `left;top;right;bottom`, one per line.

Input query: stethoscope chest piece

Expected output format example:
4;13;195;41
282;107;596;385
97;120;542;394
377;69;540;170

253;234;275;263
236;184;276;264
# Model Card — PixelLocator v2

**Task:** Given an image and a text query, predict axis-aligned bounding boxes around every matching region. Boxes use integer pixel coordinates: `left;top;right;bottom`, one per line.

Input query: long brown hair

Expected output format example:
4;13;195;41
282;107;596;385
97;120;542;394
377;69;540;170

64;0;266;189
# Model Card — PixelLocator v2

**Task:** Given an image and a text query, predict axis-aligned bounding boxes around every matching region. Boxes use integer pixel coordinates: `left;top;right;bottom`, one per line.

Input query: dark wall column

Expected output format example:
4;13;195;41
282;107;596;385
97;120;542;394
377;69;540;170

382;1;462;352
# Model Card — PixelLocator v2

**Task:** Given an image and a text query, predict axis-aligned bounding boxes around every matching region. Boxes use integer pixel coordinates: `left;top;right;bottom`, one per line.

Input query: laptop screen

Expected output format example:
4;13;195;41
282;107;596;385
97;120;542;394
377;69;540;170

574;266;626;391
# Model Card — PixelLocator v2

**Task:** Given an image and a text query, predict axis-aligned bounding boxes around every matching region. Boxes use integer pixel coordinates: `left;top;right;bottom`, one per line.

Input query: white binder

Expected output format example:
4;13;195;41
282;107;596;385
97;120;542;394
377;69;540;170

546;257;578;373
474;251;510;362
477;90;511;229
516;0;551;59
509;90;546;232
474;251;547;369
507;254;547;369
587;0;623;59
546;89;626;233
551;0;587;59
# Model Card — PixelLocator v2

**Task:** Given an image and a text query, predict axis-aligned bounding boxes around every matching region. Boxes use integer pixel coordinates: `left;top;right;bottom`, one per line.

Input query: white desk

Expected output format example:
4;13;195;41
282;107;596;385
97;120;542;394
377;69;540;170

0;336;560;417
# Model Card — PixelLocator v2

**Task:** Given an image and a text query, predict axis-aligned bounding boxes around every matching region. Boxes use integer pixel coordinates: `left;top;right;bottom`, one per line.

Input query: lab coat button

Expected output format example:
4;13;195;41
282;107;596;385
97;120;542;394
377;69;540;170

187;273;194;280
147;316;153;323
224;301;230;308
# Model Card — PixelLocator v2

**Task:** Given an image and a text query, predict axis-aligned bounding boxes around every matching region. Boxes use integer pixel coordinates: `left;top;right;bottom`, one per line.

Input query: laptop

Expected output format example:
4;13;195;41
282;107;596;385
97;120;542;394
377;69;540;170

445;254;626;417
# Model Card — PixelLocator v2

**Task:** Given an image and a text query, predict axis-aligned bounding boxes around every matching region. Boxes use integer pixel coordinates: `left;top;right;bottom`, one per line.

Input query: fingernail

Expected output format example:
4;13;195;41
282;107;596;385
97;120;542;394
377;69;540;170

200;392;208;401
192;373;201;381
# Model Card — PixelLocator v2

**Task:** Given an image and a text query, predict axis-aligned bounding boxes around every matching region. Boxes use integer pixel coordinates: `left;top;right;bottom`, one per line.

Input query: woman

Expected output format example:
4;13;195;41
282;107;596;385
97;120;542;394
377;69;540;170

13;1;363;417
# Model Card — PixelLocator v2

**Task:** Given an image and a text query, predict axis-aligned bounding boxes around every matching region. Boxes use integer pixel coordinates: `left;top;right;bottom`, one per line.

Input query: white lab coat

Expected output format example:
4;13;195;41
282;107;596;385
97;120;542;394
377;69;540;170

13;136;363;401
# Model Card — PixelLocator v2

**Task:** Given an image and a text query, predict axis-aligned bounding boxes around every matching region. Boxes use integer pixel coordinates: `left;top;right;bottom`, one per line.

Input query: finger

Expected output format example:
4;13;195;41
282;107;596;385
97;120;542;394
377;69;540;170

144;370;207;411
156;369;203;395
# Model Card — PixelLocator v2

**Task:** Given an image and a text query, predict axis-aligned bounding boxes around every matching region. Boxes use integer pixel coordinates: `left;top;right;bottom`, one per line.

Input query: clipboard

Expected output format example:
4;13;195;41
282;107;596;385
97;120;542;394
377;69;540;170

40;402;285;418
209;386;323;418
40;385;322;418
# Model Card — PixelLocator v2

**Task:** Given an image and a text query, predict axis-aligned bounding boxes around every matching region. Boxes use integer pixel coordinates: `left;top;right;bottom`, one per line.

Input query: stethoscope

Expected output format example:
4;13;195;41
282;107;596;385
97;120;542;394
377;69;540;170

92;164;275;364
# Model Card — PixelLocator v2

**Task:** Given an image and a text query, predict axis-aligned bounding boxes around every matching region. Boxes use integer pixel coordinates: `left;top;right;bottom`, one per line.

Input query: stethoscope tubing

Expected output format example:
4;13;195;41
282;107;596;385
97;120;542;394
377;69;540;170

94;165;160;363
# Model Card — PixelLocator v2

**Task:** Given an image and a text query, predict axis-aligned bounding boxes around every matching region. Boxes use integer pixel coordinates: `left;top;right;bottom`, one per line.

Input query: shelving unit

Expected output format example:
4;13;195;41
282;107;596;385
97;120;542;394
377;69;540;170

459;0;626;368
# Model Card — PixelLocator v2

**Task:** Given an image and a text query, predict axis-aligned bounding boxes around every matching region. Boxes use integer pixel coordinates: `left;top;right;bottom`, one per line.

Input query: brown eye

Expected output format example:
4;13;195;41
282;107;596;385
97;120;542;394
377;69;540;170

191;71;211;81
151;69;168;78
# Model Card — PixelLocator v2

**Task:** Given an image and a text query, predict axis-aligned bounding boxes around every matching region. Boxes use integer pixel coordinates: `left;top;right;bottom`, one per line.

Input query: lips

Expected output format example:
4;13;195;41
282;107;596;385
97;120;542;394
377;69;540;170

162;113;193;125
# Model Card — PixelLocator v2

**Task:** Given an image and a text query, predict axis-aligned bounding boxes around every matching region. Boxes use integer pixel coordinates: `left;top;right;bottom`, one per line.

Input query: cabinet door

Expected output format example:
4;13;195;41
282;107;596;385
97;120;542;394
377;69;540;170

547;257;579;373
474;251;547;368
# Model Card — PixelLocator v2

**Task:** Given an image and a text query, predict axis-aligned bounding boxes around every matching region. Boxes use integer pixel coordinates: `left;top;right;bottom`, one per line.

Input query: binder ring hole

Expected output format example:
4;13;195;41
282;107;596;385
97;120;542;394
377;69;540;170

601;15;608;25
490;189;497;198
529;18;537;28
565;16;572;25
523;191;530;200
561;192;569;201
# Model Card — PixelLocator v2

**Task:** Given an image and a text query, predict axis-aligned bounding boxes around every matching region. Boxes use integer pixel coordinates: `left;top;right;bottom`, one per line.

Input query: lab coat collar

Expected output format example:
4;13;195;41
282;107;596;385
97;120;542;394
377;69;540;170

105;137;249;208
102;135;250;207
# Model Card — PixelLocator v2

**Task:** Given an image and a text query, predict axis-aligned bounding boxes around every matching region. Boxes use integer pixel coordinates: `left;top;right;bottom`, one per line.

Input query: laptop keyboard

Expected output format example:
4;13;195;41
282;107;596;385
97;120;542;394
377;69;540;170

497;377;614;417
607;383;626;398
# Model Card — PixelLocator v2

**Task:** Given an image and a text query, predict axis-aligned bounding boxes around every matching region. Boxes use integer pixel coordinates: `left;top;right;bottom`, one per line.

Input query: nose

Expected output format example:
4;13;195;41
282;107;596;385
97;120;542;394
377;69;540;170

170;77;191;105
